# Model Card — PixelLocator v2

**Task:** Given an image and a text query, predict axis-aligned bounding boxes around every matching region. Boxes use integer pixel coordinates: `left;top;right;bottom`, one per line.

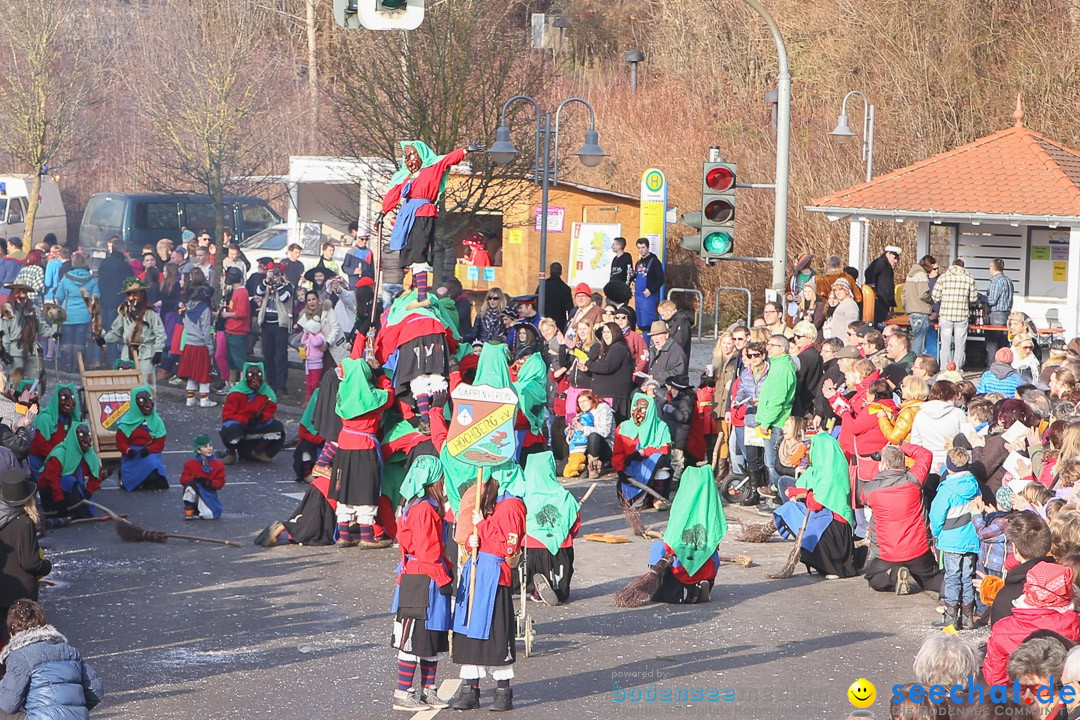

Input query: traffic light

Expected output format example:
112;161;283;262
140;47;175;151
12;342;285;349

333;0;424;29
700;161;736;261
679;210;703;255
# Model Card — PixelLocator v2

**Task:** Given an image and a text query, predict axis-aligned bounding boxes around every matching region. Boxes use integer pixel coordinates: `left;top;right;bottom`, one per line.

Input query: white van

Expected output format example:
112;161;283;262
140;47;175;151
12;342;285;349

0;175;66;248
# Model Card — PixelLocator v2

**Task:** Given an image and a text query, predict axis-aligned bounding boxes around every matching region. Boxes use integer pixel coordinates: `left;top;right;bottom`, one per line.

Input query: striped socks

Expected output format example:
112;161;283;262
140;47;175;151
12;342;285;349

357;524;375;543
397;659;417;692
416;393;431;421
415;270;428;303
419;659;437;688
336;523;350;542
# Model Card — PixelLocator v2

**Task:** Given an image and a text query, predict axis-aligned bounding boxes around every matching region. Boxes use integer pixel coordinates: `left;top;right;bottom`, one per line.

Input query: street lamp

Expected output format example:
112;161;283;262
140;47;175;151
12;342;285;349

624;49;645;92
829;90;875;268
487;96;606;317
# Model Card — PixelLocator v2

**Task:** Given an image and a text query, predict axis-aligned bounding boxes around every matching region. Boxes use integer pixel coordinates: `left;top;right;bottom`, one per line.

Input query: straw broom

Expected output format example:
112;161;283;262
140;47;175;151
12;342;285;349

613;553;672;608
766;505;811;579
78;500;242;547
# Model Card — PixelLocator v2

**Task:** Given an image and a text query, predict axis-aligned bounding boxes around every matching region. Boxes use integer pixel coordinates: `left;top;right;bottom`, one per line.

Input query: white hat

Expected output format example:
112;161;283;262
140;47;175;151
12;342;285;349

884;245;902;255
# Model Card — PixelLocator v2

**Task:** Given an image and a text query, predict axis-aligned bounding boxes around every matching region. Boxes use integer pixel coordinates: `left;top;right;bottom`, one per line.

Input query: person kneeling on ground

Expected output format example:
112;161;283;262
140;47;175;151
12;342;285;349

219;362;284;465
255;473;339;547
114;385;168;491
613;393;672;510
646;465;723;604
860;443;941;595
181;435;226;520
521;451;580;606
0;599;103;719
38;424;100;520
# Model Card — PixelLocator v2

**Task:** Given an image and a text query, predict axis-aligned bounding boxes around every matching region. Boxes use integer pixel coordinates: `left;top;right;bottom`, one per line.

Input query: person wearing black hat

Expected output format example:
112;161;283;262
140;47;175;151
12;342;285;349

510;321;540;362
660;374;695;489
0;282;51;383
0;469;51;640
99;277;166;392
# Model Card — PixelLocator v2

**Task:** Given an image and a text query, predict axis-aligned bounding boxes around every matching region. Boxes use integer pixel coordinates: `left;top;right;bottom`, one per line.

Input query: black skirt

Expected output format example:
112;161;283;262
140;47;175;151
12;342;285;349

651;567;708;604
394;334;451;389
452;585;516;667
401;216;436;268
392;616;449;658
522;546;574;602
328;447;381;506
801;519;859;578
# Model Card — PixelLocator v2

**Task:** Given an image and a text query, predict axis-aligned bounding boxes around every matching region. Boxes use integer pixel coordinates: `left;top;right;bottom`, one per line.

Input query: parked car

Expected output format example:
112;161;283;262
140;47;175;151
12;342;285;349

78;192;283;261
238;223;353;278
0;174;66;247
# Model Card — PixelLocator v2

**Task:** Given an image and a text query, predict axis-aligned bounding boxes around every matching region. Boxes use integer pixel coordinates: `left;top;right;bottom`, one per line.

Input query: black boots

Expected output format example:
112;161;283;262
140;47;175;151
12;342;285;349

741;467;767;506
961;602;981;629
931;603;960;629
448;683;480;711
490;687;513;712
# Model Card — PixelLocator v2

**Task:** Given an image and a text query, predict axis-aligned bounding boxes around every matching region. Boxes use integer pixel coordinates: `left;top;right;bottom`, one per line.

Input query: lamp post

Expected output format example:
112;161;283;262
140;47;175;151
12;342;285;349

829;90;875;270
487;96;606;317
624;49;645;92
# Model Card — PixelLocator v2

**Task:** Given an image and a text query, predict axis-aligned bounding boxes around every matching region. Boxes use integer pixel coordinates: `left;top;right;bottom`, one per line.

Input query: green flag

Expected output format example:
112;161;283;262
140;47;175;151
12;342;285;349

662;465;725;575
524;451;579;555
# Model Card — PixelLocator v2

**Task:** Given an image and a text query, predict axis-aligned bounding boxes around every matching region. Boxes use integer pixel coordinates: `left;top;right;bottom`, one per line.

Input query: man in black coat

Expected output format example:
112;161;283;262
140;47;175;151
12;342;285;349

658;300;693;359
790;321;823;417
864;245;902;325
536;262;574;331
989;510;1053;626
97;236;132;368
661;375;695;489
646;320;687;386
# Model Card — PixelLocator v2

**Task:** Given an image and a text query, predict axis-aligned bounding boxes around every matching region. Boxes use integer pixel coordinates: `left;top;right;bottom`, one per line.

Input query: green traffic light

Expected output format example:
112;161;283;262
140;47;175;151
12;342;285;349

703;231;732;255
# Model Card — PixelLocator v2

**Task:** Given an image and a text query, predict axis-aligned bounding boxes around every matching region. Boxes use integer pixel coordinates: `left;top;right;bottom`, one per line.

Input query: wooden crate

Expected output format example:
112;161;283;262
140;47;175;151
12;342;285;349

77;353;143;460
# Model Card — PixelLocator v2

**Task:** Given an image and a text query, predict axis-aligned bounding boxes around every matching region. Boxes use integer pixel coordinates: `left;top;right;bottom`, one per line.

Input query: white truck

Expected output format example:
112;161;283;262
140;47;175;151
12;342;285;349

0;174;67;248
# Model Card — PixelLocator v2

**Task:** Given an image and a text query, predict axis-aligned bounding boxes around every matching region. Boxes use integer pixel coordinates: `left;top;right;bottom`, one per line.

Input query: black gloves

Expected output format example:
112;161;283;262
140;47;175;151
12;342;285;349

465;140;485;153
152;352;162;365
95;335;106;348
439;581;454;596
125;449;137;459
430;389;447;408
139;448;150;458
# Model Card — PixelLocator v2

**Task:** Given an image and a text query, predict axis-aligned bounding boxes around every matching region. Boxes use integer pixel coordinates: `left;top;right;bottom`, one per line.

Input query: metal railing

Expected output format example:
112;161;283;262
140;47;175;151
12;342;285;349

665;288;704;339
713;287;753;338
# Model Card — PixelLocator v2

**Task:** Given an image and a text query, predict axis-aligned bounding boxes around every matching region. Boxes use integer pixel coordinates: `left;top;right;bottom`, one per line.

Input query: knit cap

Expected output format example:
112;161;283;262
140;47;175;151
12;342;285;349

995;348;1014;364
193;434;212;452
1017;562;1074;609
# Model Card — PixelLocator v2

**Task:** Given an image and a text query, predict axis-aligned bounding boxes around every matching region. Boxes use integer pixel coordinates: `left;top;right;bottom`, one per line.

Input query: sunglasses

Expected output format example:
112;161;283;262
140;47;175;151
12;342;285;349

487;296;500;300
733;337;747;343
746;352;763;358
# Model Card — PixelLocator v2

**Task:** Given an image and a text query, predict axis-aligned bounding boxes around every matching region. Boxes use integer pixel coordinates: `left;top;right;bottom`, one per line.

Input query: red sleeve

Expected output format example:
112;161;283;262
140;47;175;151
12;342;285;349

848;408;880;436
222;393;250;424
560;513;582;548
115;430;132;454
612;430;633;471
902;442;933;483
208;461;226;491
804;490;825;513
180;460;197;487
40;458;63;502
982;628;1009;686
260;397;277;420
84;462;100;496
479;497;526;558
375;373;395;409
381;179;406;214
642;444;670;457
401;503;452;587
431;148;467;175
147;436;166;454
31;425;61;459
429;410;449;451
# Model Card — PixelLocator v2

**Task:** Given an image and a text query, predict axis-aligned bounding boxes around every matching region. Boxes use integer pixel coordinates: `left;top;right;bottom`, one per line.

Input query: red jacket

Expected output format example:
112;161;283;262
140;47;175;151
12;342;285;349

665;542;719;584
686;386;714;462
844;398;897;459
40;458;100;502
983;607;1080;685
30;422;67;463
222;392;277;427
832;371;880;457
859;443;932;562
115;426;166;455
477;495;526;587
179;458;226;491
612;428;669;472
381;148;466;218
337;374;394;451
398;497;453;588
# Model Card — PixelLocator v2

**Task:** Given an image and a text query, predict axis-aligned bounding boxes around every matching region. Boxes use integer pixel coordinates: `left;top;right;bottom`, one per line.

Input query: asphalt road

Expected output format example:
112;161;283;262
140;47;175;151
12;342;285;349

26;389;968;720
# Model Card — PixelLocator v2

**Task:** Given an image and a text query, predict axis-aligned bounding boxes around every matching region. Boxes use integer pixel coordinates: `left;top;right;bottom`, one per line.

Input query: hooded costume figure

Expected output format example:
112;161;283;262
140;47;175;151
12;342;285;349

329;357;395;547
39;424;100;520
378;141;470;308
102;277;166;391
650;465;725;604
219;362;284;463
180;435;225;520
389;455;454;710
775;433;859;578
114;385;168;491
29;385;81;480
612;393;672;509
0;282;52;383
293;387;326;482
521;451;580;605
511;352;549;466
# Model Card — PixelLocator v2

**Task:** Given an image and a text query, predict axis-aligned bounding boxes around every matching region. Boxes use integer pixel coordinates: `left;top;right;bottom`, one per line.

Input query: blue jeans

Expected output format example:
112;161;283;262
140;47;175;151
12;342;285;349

939;318;969;371
985;311;1008;362
942;551;976;606
776;475;797;504
762;426;784;486
59;323;89;370
909;313;930;356
730;426;746;475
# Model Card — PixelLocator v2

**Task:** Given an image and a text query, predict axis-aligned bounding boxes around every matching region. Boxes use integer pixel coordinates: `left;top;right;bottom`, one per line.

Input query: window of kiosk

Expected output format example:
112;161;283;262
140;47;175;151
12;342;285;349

1026;228;1068;300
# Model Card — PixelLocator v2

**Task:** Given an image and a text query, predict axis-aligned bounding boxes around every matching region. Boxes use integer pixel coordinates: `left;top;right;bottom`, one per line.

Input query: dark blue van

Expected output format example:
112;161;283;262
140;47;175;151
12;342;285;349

78;193;283;260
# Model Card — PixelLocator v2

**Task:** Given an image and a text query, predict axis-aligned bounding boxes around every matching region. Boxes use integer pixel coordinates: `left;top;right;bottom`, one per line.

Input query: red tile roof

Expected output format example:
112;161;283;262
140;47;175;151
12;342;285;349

811;125;1080;217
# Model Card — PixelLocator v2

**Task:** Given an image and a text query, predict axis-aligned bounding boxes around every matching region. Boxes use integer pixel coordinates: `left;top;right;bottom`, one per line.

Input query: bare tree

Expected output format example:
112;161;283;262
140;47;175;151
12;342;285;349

0;0;95;247
328;0;551;279
128;0;291;285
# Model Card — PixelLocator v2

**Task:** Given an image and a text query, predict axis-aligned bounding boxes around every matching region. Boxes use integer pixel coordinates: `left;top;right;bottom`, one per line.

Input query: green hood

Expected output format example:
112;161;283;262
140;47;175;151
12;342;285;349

230;362;277;403
663;465;726;575
399;455;444;504
524;452;578;555
494;461;526;499
335;358;388;419
114;385;166;438
475;342;513;389
617;393;671;448
512;353;548;435
46;424;100;477
441;444;489;514
384;289;461;341
34;383;80;435
300;388;319;436
795;433;854;526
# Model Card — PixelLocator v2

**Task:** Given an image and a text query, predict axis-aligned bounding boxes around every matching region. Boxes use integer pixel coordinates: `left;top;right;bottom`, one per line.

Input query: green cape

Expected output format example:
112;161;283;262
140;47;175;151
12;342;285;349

382;455;407;508
663;465;726;575
300;388;319;436
494;462;526;498
436;296;460;333
335;358;388;419
230;362;277;403
388;140;452;201
384;290;462;341
617;393;671;448
513;353;548;435
114;385;166;438
795;433;854;526
475;342;512;389
440;443;487;514
34;383;80;435
399;455;444;504
46;425;101;477
524;452;579;554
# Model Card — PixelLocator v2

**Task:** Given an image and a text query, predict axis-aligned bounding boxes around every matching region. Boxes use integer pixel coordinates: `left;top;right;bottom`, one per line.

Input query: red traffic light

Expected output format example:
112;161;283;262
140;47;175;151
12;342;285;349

705;198;734;223
705;166;735;191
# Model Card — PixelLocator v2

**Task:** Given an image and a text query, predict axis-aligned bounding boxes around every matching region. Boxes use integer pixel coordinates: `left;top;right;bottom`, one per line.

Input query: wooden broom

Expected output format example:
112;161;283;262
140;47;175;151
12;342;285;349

79;500;242;547
613;553;672;608
767;504;811;579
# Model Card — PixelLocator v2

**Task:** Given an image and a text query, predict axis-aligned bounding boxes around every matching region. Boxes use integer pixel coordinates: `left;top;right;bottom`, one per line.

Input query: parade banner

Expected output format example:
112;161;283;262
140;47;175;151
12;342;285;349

446;383;519;466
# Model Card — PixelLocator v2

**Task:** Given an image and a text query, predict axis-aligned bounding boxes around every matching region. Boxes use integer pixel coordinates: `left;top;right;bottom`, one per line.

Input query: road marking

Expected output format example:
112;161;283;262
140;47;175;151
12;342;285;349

411;678;460;719
97;481;260;491
281;492;306;501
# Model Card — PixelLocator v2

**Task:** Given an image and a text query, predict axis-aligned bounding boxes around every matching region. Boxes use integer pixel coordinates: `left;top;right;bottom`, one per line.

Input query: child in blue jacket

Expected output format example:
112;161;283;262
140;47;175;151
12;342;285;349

929;445;981;631
0;599;103;719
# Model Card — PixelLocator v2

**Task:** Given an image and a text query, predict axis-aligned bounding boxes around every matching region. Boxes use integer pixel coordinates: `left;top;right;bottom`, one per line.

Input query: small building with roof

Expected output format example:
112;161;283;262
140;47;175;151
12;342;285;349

806;99;1080;336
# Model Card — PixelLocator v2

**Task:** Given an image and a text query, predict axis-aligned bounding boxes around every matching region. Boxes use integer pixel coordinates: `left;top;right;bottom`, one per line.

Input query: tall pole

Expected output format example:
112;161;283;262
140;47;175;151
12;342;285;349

862;103;875;270
741;0;791;292
537;113;553;318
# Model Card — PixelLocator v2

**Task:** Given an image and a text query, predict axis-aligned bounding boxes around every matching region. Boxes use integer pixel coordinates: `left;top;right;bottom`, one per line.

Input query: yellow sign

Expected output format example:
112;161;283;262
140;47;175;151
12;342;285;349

1053;261;1067;282
508;229;523;245
639;169;667;259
